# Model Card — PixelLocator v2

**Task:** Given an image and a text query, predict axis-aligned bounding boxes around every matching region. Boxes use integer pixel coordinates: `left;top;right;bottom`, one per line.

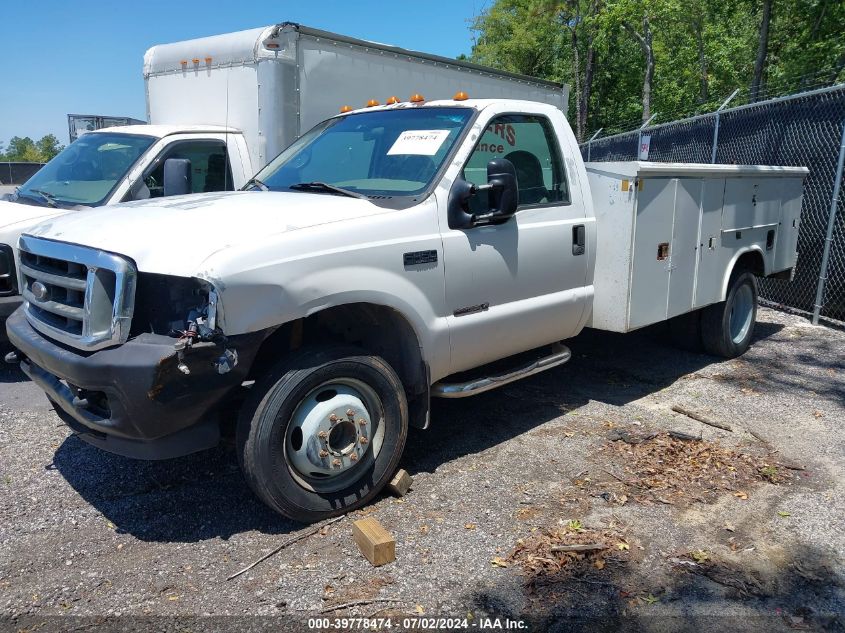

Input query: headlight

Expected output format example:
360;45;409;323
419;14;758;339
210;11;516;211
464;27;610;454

0;244;17;297
130;273;216;337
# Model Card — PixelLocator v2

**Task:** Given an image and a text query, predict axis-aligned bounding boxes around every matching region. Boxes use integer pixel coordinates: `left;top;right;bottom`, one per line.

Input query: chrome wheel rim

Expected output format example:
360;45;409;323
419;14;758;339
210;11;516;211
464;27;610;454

284;378;384;493
729;283;754;344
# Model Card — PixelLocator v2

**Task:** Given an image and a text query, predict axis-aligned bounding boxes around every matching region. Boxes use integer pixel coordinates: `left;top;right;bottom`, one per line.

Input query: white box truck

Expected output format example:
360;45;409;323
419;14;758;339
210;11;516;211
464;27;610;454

6;97;806;522
0;22;568;336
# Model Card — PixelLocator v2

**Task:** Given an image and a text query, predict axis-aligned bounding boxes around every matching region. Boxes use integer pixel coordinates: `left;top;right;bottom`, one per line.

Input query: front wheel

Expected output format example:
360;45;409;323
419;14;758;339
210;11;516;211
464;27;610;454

701;269;758;358
237;346;408;522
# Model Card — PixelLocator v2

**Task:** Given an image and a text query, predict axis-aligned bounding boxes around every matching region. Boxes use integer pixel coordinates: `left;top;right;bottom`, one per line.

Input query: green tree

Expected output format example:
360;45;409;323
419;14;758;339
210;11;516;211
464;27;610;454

1;134;64;163
468;0;844;136
35;134;63;161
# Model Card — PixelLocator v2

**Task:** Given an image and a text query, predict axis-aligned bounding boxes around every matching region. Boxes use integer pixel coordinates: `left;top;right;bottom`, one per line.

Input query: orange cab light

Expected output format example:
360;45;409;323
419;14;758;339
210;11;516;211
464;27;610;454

340;105;353;113
205;56;213;64
453;91;469;101
386;96;400;105
366;99;380;107
180;60;188;66
410;93;425;103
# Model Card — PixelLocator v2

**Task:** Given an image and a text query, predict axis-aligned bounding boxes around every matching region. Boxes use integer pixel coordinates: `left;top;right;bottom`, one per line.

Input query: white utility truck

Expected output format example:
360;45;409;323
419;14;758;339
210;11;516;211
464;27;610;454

6;98;806;522
0;23;567;334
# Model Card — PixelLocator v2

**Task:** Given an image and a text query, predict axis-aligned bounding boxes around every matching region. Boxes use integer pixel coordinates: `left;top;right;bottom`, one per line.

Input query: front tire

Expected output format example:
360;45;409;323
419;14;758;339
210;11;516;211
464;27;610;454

237;346;408;522
701;269;758;358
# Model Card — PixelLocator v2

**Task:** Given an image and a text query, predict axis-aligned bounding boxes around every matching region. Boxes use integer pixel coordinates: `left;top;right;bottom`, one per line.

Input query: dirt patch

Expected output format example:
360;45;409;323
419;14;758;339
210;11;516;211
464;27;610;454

594;431;791;505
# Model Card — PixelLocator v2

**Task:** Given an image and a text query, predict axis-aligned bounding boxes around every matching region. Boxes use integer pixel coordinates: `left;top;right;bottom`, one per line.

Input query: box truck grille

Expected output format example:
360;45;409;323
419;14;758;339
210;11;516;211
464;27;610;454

18;236;136;351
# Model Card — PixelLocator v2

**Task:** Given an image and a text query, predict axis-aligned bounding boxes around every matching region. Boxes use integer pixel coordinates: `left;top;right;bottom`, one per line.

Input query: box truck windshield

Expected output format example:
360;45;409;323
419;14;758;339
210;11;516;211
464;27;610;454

251;107;474;199
14;133;155;208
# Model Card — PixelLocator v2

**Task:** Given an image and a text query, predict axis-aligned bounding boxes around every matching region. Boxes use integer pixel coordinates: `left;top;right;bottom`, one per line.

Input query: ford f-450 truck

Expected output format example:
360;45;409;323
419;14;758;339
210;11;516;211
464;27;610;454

5;98;806;522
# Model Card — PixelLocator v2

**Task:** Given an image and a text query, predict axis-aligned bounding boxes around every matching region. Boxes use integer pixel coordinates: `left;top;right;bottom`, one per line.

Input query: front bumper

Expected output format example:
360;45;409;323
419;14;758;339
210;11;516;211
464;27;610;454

0;295;22;342
6;309;266;460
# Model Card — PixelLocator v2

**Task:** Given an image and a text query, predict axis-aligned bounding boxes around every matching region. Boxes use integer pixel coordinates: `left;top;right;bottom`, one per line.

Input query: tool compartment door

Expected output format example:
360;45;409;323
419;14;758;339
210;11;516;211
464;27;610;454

667;179;703;319
629;178;675;329
694;178;727;307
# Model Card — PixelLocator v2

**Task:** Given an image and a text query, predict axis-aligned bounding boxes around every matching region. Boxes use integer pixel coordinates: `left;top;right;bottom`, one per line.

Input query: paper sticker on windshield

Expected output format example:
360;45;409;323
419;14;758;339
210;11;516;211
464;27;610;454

387;130;450;156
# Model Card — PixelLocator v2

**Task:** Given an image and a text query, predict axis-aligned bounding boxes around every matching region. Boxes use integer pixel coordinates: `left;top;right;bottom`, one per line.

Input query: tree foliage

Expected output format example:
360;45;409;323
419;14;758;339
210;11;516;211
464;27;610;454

468;0;845;139
0;134;64;163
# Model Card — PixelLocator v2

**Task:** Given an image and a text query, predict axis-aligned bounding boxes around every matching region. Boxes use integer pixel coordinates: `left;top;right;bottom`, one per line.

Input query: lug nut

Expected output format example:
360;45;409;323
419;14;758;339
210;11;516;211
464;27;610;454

359;436;369;445
349;453;358;462
318;430;328;439
319;449;329;458
329;414;338;422
358;418;367;426
332;459;342;468
346;409;355;417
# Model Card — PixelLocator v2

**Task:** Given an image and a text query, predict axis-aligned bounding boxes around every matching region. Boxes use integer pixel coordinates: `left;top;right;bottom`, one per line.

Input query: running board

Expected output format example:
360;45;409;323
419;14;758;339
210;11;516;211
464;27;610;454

431;343;571;399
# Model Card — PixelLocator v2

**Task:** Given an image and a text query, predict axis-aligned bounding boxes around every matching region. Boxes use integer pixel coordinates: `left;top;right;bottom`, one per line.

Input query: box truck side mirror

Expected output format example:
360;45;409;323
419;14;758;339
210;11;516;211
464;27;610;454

163;158;192;197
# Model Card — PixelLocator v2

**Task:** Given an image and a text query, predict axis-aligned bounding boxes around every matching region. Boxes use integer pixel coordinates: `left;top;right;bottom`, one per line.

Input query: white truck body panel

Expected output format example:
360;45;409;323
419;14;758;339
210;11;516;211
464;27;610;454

144;23;569;170
585;162;808;332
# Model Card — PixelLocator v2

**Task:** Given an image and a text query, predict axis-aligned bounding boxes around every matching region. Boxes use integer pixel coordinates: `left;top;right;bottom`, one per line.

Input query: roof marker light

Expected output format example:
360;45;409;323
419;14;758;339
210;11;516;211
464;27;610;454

340;105;353;113
386;96;400;105
453;91;469;101
410;93;425;103
366;99;380;107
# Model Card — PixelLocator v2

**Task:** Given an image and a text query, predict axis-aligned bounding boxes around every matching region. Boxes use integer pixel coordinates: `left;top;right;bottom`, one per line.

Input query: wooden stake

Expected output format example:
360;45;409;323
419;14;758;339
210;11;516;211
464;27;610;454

353;518;395;566
387;469;413;497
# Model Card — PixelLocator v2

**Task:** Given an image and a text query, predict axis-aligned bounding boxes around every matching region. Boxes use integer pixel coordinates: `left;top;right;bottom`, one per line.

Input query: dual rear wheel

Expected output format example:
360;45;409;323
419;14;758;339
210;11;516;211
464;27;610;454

669;268;758;358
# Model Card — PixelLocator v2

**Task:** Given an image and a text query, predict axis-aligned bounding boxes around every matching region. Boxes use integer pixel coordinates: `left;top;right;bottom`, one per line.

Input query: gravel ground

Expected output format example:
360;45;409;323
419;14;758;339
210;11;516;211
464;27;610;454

0;307;842;632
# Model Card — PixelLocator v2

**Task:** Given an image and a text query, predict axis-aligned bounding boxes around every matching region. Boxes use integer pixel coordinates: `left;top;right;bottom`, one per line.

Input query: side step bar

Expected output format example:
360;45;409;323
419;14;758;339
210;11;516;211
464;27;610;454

431;343;571;399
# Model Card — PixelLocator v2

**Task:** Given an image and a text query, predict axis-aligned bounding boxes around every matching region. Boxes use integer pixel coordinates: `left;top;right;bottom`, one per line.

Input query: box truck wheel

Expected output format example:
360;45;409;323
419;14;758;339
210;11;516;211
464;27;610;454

236;345;408;522
701;269;758;358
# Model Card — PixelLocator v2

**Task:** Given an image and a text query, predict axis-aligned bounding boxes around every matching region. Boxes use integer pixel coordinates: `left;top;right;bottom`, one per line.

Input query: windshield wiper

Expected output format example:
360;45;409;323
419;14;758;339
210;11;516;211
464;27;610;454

288;181;367;200
29;189;59;208
243;177;269;191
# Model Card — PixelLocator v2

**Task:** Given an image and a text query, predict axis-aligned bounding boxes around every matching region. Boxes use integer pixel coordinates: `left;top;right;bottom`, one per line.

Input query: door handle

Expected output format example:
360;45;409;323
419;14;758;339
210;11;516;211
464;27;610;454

572;225;586;256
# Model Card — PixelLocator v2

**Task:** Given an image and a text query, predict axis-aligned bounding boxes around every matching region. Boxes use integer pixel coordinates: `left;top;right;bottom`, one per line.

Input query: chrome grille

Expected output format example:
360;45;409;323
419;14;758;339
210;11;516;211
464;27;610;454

18;235;136;351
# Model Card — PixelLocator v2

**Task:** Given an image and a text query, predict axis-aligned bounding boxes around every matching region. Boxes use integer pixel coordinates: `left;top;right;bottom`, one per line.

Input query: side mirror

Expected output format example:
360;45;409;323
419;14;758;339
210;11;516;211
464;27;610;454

447;158;519;230
163;158;192;197
483;158;518;220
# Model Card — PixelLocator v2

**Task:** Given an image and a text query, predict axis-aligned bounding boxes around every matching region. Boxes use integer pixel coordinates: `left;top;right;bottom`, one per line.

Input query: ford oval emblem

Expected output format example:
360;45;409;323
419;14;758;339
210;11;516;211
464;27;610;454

31;281;49;301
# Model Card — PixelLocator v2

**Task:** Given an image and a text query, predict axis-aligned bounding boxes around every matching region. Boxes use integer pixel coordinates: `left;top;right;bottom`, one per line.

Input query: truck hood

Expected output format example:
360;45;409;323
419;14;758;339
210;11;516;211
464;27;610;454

0;199;69;234
24;191;388;277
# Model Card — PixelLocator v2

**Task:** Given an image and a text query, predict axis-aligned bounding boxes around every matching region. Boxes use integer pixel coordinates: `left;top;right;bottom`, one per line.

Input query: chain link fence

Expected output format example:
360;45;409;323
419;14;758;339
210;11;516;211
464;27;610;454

580;84;845;326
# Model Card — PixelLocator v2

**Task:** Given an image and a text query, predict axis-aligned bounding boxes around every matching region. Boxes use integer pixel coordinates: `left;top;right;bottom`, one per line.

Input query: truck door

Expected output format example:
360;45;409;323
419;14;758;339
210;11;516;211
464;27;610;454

441;113;589;374
122;137;236;202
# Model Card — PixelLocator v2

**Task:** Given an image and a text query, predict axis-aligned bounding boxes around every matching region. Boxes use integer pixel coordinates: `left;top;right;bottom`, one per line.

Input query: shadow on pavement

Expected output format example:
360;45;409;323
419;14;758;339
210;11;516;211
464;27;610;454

50;319;788;543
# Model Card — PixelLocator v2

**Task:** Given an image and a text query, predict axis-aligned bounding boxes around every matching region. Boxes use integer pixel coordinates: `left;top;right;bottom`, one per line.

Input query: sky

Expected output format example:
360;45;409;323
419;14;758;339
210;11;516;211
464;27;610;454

0;0;489;148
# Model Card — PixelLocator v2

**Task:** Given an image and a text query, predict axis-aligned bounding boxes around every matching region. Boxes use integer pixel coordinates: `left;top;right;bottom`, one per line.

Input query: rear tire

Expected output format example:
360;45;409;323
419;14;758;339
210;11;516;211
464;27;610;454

237;346;408;522
701;269;758;358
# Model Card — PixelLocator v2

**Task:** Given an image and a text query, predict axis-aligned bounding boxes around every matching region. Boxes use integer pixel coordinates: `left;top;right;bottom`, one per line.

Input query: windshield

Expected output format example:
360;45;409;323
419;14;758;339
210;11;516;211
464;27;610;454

16;132;155;207
251;107;474;199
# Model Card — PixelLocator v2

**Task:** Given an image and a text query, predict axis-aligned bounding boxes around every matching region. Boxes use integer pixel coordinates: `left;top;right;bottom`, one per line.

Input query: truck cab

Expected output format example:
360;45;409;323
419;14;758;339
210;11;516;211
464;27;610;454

0;125;252;335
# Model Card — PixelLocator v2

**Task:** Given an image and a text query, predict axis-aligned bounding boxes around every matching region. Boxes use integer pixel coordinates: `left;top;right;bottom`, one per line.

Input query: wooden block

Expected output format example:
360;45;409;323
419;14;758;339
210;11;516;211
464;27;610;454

352;518;395;566
387;469;413;497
